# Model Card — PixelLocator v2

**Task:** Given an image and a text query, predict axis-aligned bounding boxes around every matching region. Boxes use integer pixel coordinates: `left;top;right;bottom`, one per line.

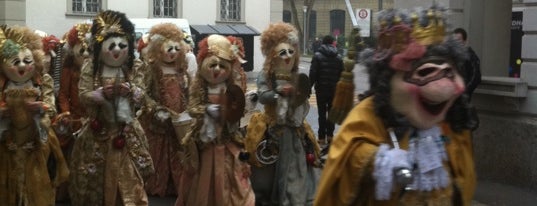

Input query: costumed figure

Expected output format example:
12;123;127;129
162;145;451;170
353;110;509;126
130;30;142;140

54;22;92;202
244;22;320;206
37;31;64;96
0;25;69;206
179;34;254;206
315;7;478;205
136;23;190;197
68;10;154;206
183;31;198;80
136;33;149;61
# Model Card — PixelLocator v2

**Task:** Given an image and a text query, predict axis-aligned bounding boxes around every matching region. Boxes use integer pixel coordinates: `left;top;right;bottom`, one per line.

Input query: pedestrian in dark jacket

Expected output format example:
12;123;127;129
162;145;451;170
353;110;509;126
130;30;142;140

309;35;343;145
453;28;481;100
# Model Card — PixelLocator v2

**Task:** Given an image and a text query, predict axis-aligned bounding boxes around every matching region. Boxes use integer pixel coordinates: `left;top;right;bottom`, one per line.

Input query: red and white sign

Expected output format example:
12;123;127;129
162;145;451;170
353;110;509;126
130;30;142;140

355;8;371;37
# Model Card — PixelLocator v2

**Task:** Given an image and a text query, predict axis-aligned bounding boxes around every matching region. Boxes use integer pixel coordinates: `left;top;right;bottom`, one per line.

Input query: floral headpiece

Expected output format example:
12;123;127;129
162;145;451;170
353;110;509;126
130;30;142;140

94;11;125;43
374;7;447;71
66;23;91;49
228;36;247;64
207;34;236;61
0;25;26;62
42;35;60;57
260;22;299;57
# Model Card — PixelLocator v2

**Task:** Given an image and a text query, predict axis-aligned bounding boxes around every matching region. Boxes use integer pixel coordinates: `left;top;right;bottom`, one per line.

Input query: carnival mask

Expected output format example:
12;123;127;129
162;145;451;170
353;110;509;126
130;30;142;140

73;43;91;66
100;36;129;67
390;61;465;129
272;42;296;74
161;40;181;64
2;48;36;83
199;55;232;85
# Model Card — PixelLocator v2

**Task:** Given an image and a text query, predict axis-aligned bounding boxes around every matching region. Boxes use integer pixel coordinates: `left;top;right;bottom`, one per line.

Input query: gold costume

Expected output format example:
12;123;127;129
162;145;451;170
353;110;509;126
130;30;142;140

315;97;476;206
68;60;154;206
0;75;69;206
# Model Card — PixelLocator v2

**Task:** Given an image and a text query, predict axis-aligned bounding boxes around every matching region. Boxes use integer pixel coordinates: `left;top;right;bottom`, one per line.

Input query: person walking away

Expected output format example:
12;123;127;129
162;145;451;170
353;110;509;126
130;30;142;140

453;28;481;100
309;35;343;146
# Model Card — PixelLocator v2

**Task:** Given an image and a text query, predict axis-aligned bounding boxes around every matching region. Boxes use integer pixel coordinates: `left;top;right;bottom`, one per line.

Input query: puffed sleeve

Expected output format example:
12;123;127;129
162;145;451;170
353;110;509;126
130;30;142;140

41;73;57;117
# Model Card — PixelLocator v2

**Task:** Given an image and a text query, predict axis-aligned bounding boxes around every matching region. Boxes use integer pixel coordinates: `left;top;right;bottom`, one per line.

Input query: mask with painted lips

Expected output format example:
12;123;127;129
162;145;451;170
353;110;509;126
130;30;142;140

272;42;296;74
73;43;90;66
2;48;36;83
100;36;129;67
390;62;465;129
199;55;232;85
161;40;182;64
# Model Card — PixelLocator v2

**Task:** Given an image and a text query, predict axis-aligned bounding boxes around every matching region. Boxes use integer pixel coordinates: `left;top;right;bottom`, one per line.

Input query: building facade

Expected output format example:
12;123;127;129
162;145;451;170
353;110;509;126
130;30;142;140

0;0;285;72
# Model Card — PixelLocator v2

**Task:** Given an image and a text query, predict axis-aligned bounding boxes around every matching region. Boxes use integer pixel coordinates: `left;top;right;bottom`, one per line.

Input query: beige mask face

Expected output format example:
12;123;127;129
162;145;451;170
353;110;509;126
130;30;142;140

73;43;90;66
160;40;182;63
100;36;129;67
272;42;296;74
199;55;232;85
2;48;36;83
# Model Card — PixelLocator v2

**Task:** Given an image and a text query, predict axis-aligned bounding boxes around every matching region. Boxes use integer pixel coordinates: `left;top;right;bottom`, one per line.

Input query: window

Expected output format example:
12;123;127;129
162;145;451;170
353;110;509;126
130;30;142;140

72;0;101;14
330;9;346;37
154;0;177;18
220;0;241;22
283;10;292;23
309;10;317;39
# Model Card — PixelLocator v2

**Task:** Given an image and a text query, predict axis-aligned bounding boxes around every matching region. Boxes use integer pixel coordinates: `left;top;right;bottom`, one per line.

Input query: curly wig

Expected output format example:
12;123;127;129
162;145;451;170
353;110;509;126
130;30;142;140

90;10;135;75
0;25;45;87
360;7;478;133
146;23;186;71
259;22;300;80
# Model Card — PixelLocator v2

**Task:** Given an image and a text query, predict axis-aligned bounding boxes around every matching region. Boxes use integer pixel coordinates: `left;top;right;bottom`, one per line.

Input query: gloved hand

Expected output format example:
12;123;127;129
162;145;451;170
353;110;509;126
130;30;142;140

154;108;170;122
90;87;106;104
206;104;220;119
373;144;412;200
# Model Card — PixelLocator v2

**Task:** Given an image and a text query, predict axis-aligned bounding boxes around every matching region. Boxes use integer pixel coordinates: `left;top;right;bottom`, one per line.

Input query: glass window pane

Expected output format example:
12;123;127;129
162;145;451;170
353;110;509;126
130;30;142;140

73;0;83;12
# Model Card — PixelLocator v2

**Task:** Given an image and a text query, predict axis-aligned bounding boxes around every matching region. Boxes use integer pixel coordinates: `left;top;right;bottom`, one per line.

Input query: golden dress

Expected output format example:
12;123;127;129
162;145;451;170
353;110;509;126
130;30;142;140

314;97;476;206
0;75;69;206
69;61;154;206
179;82;255;206
137;62;188;197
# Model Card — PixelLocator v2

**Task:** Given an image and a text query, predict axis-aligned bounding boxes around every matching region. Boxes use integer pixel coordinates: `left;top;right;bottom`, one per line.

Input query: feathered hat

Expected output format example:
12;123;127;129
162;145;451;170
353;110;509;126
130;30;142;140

0;25;45;83
90;10;135;72
66;23;92;49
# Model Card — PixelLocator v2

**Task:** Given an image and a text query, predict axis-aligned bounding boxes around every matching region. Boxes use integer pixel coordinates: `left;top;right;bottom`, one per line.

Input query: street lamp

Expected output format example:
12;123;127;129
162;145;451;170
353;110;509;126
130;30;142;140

303;5;307;55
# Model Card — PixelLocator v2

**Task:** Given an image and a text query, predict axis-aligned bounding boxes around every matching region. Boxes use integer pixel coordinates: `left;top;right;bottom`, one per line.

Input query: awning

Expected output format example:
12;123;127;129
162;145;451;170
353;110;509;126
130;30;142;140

190;24;260;36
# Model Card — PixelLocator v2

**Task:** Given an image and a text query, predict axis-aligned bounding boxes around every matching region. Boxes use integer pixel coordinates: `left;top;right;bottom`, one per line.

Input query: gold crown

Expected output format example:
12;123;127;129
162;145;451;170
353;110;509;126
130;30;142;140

411;9;445;46
377;9;445;54
94;12;124;43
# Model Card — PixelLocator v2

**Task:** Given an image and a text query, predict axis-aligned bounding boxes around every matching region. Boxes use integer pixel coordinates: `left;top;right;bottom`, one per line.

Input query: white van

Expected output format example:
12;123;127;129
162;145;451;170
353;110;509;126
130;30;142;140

129;18;192;43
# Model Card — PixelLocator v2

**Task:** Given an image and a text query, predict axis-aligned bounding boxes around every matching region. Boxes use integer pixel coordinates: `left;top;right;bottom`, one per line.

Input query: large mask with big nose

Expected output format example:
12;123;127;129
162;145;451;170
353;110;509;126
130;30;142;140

199;55;232;85
160;40;181;64
100;36;129;67
272;42;296;74
390;58;465;129
2;48;36;83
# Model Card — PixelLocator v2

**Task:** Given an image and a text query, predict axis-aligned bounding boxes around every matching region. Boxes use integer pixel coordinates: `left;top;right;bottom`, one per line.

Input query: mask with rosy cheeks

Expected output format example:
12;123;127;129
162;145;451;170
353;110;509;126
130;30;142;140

100;36;129;67
199;55;232;85
73;43;90;66
2;48;36;83
272;42;296;74
161;40;182;64
390;62;465;129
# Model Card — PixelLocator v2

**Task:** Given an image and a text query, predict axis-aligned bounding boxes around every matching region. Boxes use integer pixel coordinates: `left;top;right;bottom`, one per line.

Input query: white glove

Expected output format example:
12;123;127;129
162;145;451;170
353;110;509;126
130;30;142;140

154;108;170;122
373;144;411;200
206;104;220;119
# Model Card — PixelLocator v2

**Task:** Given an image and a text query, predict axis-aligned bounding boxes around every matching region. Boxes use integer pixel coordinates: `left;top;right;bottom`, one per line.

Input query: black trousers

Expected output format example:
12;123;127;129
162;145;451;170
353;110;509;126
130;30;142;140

316;90;335;140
